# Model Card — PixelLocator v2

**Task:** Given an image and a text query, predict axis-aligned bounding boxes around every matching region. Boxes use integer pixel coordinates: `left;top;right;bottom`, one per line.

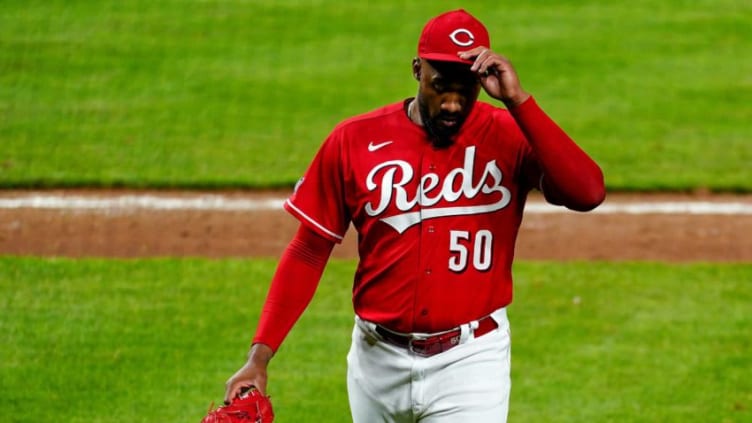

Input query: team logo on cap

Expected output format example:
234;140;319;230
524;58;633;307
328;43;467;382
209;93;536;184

449;28;475;47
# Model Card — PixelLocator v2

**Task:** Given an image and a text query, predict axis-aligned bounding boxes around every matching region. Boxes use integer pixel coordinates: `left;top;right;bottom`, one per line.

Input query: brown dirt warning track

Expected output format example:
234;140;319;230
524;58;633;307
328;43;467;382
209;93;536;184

0;190;750;262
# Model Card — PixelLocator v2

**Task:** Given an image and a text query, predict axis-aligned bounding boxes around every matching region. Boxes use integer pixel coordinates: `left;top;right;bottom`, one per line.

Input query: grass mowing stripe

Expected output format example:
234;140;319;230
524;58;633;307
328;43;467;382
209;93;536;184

1;258;750;422
1;1;750;190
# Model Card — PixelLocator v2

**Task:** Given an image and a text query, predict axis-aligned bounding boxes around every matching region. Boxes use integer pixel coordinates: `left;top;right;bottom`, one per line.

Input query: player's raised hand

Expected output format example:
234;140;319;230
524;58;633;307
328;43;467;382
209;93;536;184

458;47;530;107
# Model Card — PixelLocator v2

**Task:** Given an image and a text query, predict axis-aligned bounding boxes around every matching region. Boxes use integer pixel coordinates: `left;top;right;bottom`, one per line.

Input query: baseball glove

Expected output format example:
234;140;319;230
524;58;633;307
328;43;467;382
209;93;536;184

201;389;274;423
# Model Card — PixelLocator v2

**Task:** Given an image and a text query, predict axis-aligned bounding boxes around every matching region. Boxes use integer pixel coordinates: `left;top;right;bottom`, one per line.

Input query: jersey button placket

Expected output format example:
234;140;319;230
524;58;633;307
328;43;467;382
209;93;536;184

415;148;437;327
425;225;434;275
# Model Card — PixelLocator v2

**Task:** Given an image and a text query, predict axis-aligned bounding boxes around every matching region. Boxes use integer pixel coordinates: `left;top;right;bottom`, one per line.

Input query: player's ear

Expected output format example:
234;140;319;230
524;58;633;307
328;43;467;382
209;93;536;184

412;58;421;81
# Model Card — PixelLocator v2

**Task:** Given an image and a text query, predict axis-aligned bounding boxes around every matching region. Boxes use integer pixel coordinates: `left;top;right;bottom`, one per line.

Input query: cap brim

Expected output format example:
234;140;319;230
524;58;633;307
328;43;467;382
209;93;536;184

419;52;473;65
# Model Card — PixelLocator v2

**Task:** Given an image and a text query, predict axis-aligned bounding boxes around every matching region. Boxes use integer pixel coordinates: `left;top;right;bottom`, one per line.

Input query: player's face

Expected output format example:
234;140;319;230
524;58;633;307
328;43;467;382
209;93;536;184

415;59;481;147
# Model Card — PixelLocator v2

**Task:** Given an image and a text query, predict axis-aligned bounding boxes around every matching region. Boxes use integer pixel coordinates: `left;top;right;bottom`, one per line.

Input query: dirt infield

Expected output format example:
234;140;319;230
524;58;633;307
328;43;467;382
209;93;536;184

1;190;750;262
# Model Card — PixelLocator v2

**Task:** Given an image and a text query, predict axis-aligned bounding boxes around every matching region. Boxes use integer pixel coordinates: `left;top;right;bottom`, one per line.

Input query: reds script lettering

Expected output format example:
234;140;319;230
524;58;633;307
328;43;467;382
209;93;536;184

365;146;512;233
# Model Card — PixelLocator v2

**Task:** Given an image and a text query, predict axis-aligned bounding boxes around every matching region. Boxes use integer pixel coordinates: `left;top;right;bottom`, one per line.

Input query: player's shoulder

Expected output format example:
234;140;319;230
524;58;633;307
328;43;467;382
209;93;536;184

471;100;524;135
332;100;407;133
467;100;528;147
473;100;515;124
316;101;406;151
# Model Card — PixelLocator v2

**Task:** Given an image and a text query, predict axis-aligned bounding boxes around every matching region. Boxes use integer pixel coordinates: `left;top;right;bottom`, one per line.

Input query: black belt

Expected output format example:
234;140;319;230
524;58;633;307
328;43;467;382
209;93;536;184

374;316;498;357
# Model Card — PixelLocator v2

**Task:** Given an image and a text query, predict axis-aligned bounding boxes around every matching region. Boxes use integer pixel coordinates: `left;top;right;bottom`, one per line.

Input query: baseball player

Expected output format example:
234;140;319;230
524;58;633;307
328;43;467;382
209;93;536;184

224;9;605;422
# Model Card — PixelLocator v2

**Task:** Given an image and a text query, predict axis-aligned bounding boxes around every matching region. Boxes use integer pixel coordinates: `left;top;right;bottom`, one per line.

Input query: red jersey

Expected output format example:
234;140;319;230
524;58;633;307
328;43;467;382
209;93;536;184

285;98;542;334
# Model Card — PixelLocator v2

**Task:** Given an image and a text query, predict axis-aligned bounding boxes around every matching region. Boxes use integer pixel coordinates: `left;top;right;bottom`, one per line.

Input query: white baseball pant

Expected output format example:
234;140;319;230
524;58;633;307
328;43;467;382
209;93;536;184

346;308;511;422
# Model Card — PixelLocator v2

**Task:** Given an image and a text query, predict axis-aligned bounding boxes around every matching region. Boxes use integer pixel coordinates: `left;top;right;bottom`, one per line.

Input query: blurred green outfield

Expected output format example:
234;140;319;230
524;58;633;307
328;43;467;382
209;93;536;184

1;258;750;422
1;0;750;190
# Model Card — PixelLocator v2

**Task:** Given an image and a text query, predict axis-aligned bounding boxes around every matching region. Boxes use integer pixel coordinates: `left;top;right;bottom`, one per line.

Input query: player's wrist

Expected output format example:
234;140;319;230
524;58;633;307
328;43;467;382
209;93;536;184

502;91;531;109
248;343;274;365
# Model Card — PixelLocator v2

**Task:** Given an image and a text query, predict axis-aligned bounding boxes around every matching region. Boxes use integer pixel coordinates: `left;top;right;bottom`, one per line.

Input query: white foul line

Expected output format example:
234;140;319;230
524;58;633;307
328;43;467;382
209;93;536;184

525;201;752;215
0;194;286;211
0;193;750;215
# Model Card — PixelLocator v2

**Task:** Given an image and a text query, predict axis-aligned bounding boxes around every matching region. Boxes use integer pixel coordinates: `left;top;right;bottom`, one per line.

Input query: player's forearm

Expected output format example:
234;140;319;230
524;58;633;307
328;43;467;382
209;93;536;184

509;96;605;211
252;225;334;352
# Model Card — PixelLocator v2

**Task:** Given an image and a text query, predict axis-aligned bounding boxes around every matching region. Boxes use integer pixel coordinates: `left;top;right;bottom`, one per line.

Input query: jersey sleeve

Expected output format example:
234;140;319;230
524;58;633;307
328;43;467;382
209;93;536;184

490;106;543;195
252;224;334;352
509;96;605;211
284;128;350;243
517;136;544;195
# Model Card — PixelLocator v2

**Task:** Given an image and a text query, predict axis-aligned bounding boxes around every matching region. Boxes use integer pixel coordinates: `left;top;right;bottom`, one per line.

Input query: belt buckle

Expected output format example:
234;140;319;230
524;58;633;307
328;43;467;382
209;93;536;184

408;334;430;357
408;332;461;357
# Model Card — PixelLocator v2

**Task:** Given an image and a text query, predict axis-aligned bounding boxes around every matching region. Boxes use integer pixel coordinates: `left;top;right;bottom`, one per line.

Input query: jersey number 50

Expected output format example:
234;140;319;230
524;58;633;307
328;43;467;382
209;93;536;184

448;229;493;272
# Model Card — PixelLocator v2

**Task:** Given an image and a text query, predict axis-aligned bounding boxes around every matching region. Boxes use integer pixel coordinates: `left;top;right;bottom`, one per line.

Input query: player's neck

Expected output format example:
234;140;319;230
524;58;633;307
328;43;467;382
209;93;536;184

407;99;423;127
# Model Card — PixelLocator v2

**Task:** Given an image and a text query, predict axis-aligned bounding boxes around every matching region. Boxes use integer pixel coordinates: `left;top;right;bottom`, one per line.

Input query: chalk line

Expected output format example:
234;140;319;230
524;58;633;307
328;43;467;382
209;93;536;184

0;193;751;215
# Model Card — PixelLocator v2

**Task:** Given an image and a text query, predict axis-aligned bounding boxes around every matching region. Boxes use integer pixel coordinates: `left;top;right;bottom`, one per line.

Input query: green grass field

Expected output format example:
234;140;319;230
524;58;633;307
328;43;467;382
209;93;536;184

1;259;750;422
1;0;750;190
2;1;750;422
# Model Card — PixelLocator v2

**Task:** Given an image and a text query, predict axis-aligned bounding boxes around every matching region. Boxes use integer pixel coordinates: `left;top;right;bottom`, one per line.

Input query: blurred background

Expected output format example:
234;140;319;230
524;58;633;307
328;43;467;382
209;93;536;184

2;0;750;191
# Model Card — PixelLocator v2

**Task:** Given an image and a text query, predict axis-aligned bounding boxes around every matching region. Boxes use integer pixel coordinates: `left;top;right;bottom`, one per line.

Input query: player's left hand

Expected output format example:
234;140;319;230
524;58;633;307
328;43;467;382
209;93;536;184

457;47;530;107
202;387;274;423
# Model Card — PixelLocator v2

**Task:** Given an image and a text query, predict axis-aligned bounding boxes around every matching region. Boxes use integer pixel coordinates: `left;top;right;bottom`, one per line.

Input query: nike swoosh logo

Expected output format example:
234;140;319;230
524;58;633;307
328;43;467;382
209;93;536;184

368;140;393;152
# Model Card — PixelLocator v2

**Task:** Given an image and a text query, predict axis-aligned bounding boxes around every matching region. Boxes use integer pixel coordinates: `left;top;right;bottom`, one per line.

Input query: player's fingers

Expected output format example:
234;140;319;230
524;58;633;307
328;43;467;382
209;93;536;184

223;383;238;404
484;57;517;80
475;55;502;76
468;48;492;72
224;380;249;404
456;46;488;63
471;50;508;76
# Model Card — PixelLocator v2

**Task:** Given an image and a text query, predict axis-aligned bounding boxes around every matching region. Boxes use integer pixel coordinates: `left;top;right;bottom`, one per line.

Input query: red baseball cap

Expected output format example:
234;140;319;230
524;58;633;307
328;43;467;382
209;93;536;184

417;9;490;65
